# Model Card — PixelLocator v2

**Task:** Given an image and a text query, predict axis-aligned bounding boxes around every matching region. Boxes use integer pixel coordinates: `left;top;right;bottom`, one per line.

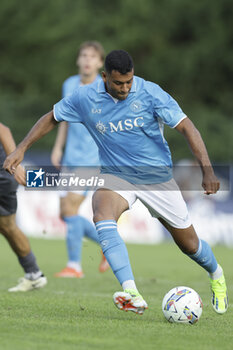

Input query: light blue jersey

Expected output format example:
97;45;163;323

54;76;187;184
61;75;100;166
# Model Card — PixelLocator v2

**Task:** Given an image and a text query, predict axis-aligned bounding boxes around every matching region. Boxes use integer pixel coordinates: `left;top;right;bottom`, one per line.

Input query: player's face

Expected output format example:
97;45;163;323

102;70;134;100
77;47;103;76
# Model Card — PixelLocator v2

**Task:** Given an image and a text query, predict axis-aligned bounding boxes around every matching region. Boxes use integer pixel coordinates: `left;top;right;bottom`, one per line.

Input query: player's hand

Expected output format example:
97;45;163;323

14;164;26;186
3;148;25;175
51;147;62;169
202;171;220;195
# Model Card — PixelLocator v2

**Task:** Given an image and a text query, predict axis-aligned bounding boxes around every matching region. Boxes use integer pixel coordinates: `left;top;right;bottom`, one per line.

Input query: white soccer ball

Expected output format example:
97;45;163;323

162;286;203;324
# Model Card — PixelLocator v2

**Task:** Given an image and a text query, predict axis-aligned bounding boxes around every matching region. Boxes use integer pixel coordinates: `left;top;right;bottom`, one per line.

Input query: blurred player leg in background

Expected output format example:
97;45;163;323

51;41;109;278
54;191;109;277
0;213;47;292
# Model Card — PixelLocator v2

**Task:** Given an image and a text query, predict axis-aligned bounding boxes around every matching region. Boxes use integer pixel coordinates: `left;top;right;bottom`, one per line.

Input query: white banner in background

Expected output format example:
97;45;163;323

16;186;164;244
16;187;233;245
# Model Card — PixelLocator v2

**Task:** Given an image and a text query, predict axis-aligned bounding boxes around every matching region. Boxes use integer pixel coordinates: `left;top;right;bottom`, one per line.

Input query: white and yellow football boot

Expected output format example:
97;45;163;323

113;289;148;315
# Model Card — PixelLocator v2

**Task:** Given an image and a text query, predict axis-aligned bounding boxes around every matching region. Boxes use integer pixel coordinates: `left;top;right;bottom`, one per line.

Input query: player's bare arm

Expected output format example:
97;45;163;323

3;110;58;174
175;117;220;194
50;121;68;167
0;123;26;185
0;123;17;155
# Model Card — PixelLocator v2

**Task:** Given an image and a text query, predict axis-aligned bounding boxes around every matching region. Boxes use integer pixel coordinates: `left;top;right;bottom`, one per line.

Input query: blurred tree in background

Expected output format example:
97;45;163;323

0;0;232;161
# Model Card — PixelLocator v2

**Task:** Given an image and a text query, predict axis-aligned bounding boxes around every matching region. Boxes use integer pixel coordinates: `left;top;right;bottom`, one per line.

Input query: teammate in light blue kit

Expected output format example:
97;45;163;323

60;75;100;169
51;41;109;278
5;50;228;315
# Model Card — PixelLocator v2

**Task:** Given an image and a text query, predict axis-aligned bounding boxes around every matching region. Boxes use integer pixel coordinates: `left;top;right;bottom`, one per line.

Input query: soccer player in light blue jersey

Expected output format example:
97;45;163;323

51;41;109;278
4;50;228;315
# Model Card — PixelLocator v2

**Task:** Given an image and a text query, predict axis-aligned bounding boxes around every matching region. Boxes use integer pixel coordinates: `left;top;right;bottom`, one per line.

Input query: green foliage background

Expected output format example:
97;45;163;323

0;0;232;161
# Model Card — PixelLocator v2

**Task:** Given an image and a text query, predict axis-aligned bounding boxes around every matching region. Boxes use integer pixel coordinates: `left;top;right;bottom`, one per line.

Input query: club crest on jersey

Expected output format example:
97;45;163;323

130;100;142;113
96;121;108;135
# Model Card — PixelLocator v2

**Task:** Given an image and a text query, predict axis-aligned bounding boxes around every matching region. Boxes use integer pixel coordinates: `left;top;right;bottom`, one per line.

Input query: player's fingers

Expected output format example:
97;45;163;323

204;181;220;195
21;176;26;186
211;180;220;193
204;190;212;195
15;176;26;186
203;181;212;195
14;170;26;186
4;155;17;173
19;171;26;186
4;162;14;174
11;162;21;174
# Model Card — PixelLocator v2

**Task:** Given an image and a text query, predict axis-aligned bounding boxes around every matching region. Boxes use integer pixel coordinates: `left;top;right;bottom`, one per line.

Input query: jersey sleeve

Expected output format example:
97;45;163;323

61;80;66;98
53;89;83;123
147;82;187;128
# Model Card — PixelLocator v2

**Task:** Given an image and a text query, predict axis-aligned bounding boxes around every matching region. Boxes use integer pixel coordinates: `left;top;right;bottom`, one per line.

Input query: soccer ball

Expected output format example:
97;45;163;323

162;286;203;324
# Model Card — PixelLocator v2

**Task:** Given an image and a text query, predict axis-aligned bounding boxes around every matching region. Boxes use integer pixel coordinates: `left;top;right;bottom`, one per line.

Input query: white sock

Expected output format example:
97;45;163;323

122;280;138;291
67;261;82;272
25;270;43;281
209;264;223;280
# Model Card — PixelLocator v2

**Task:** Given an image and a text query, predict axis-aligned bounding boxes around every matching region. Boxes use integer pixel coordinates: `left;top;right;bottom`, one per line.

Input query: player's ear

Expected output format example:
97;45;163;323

101;71;107;82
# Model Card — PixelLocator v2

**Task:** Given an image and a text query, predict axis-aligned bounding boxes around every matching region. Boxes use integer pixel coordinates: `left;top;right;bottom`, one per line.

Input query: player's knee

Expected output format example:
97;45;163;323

92;190;119;223
93;209;115;223
93;211;104;223
60;205;68;218
180;239;199;255
92;193;105;222
60;196;82;218
60;199;76;218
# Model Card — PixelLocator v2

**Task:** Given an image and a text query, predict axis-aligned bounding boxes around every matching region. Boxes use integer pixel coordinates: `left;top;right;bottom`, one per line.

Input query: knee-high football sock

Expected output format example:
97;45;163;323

64;215;85;263
188;239;219;274
18;251;40;273
82;218;99;243
95;220;134;285
18;251;42;280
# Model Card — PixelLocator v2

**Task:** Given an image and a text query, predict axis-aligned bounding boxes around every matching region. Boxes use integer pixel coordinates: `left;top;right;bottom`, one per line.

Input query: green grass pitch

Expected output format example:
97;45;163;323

0;237;232;350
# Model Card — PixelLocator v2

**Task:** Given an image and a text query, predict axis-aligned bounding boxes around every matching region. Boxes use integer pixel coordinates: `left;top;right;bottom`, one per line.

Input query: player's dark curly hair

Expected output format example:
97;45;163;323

104;50;134;74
